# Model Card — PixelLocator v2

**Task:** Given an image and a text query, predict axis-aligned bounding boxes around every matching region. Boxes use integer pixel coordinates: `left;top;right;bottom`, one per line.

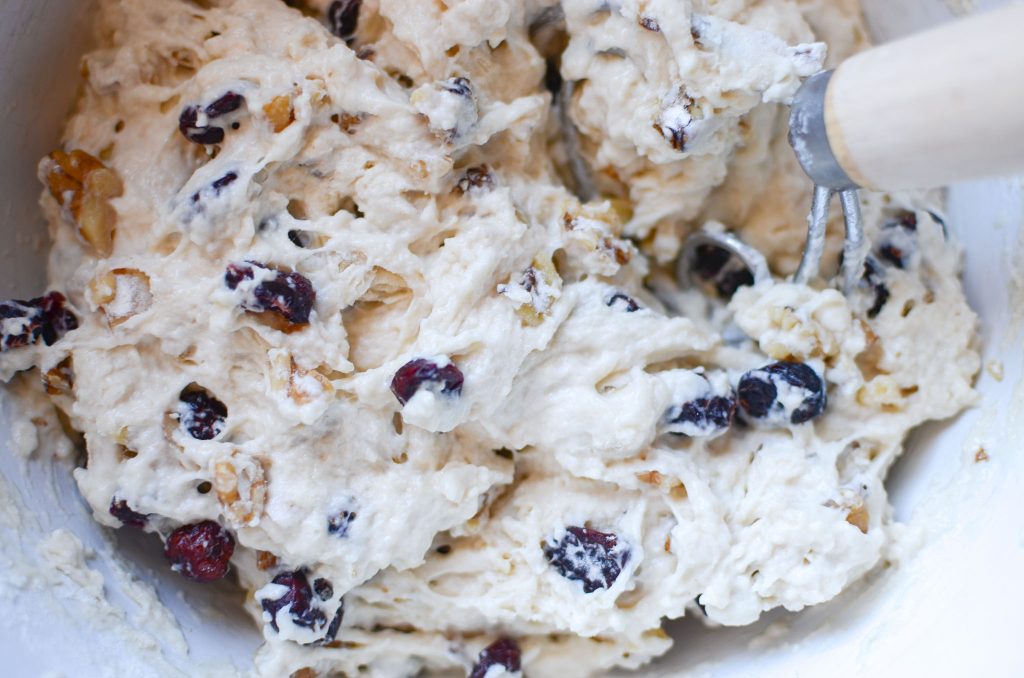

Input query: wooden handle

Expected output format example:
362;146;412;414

825;4;1024;191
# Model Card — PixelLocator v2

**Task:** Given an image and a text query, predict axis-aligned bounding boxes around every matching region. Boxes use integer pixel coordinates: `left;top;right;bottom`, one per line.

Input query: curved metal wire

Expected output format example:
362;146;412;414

678;229;772;291
793;184;832;285
838;189;866;294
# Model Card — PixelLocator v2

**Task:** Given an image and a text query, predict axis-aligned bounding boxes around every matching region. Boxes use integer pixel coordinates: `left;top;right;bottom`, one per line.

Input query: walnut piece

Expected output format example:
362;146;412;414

263;95;295;133
42;149;123;257
214;453;267;528
88;268;153;326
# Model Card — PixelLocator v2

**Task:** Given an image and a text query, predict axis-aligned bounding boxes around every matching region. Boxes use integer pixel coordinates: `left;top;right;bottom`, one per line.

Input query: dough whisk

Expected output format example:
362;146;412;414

672;3;1024;296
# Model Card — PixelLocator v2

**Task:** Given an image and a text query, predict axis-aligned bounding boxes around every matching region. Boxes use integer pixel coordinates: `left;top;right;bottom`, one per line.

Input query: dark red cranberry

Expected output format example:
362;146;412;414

313;577;333;601
606;292;640;312
327;0;361;39
390;358;464;405
224;262;316;325
544;526;629;593
862;258;890;319
261;570;344;644
737;361;826;425
665;393;736;437
178;92;245;145
0;291;78;352
109;498;147;528
178;106;225;145
327;510;356;537
470;638;522;678
164;521;235;583
456;165;493;193
178;387;228;440
876;210;919;269
205;92;245;118
191;172;239;204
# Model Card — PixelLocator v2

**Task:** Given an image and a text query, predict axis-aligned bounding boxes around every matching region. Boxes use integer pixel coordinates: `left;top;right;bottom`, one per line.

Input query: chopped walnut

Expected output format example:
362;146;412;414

497;256;562;326
636;470;663;485
88;268;153;326
856;375;905;411
562;203;636;276
263;95;295;132
213;453;267;528
256;550;279;571
845;503;869;533
43;356;74;396
41;149;123;256
269;349;335;404
332;111;367;134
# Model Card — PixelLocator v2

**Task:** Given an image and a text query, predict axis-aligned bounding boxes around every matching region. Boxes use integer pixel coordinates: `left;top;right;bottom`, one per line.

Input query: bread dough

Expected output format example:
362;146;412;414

0;0;979;676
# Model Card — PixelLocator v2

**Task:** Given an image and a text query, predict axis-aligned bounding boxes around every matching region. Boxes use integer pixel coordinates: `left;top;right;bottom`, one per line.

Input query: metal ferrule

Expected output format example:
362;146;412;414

788;70;858;191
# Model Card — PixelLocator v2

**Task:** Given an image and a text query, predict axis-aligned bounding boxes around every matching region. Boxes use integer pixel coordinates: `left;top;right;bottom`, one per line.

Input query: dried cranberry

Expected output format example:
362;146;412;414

544;526;629;593
606;292;640;312
205;92;245;118
178;387;228;440
313;577;333;601
191;172;239;204
470;638;522;678
164;521;235;583
862;258;890;319
390;358;464;405
327;0;360;39
178;92;245;145
327;510;356;537
640;16;661;31
109;498;147;528
456;165;493;193
0;291;78;352
261;570;344;644
178;106;225;145
875;211;920;270
665;394;735;437
224;262;316;325
737;361;826;425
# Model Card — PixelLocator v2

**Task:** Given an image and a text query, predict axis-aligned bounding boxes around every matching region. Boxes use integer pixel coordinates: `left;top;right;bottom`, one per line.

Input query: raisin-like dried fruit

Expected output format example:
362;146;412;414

179;92;246;145
862;258;890;319
390;358;464;405
0;292;78;352
327;0;360;39
178;387;228;440
665;394;736;437
737;361;826;425
606;292;640;312
456;165;493;194
225;262;316;325
164;521;235;582
261;570;344;644
178;107;225;145
544;526;629;593
876;210;919;270
205;92;245;118
470;638;522;678
327;510;356;537
109;498;147;528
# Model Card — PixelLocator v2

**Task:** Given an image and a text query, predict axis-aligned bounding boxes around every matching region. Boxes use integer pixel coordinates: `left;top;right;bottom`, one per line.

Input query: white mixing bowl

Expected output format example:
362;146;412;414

1;1;1021;676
